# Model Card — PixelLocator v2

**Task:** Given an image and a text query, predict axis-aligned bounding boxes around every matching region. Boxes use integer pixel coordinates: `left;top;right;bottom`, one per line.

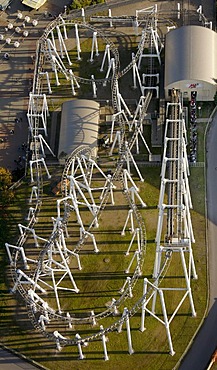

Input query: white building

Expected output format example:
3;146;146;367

164;25;217;101
22;0;47;10
58;99;100;162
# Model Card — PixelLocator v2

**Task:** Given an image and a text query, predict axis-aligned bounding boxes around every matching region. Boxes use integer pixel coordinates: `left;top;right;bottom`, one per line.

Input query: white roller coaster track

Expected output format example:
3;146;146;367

6;8;196;358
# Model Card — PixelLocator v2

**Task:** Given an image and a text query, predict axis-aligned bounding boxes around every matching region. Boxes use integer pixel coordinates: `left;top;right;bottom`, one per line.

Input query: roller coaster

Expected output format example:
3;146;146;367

5;5;197;360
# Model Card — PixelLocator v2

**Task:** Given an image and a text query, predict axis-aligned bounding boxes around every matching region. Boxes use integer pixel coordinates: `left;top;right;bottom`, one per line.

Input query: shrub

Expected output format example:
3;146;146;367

70;0;105;10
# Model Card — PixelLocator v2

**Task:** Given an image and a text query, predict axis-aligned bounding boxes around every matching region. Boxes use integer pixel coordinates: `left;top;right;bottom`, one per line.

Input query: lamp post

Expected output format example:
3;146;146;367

198;106;202;117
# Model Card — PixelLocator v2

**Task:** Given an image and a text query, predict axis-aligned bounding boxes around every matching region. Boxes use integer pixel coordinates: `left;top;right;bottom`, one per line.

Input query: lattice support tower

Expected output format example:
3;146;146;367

152;91;197;331
27;93;49;136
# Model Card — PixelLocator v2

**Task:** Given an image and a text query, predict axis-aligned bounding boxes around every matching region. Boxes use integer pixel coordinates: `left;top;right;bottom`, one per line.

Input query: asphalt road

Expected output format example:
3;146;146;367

0;347;44;370
179;112;217;369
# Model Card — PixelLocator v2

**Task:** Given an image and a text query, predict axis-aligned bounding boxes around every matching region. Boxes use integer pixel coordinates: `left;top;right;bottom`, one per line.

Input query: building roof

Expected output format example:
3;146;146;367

0;0;11;10
58;99;100;159
22;0;47;10
165;25;217;88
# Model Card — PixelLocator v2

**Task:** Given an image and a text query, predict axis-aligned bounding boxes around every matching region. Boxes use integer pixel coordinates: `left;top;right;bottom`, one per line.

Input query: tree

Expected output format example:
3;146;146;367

70;0;105;9
0;167;14;209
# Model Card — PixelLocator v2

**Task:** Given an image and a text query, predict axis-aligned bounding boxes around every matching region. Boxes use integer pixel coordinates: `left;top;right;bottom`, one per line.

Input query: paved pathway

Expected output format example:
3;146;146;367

0;1;71;369
0;0;72;171
0;346;44;369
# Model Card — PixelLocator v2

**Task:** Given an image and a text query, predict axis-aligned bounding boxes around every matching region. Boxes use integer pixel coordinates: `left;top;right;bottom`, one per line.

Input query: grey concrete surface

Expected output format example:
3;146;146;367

0;0;72;171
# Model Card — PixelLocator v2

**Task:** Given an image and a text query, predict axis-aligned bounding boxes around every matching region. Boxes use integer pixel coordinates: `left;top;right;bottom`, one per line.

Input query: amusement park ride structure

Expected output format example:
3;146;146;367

5;3;209;361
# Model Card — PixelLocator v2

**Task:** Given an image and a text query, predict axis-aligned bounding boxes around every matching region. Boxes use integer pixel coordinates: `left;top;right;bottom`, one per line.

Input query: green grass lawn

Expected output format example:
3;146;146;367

0;149;207;370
